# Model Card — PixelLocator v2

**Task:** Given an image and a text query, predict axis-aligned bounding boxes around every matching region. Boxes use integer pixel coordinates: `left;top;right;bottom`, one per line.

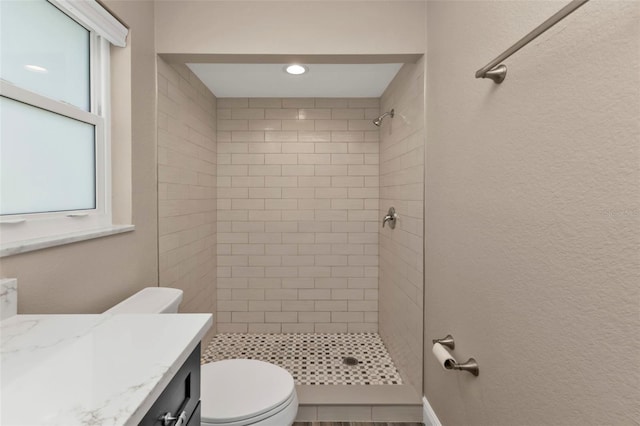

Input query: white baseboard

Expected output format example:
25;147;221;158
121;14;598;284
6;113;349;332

423;396;442;426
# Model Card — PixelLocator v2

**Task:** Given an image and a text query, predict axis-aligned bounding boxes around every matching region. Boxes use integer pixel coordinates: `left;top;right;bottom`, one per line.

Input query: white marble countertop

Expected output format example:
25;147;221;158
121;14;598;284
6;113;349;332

1;313;212;426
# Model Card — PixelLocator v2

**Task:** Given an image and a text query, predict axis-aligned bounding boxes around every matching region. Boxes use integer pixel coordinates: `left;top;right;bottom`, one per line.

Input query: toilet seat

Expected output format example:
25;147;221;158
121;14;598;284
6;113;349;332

200;359;298;426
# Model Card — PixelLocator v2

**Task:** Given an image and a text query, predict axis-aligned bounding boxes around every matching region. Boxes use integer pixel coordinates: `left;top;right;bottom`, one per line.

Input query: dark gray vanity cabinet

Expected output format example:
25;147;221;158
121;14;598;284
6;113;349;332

139;343;201;426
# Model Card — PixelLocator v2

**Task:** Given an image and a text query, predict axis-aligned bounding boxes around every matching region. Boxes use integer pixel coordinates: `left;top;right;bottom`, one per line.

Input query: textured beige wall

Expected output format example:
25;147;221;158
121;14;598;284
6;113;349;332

424;2;640;425
0;1;158;314
157;58;217;328
154;1;425;56
379;59;425;395
216;98;379;333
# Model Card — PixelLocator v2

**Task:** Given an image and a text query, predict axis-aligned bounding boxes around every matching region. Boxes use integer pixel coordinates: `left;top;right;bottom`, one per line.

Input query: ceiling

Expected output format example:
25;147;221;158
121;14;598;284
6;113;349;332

186;63;404;98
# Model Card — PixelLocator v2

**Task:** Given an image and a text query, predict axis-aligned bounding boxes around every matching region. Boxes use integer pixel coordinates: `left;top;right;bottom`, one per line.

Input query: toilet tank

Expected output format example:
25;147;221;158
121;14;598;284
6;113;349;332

104;287;183;314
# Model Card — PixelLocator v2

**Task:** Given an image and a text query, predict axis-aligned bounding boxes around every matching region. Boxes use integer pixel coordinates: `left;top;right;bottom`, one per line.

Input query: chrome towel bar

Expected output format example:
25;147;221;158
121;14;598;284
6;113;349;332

476;0;590;83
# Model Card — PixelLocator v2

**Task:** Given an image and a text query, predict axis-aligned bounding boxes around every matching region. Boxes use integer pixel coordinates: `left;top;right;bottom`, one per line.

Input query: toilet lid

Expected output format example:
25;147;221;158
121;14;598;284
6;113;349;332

200;359;295;424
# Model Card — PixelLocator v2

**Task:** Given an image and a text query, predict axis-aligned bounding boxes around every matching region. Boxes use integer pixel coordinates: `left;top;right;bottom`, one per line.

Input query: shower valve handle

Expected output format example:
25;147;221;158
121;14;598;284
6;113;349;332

382;207;397;229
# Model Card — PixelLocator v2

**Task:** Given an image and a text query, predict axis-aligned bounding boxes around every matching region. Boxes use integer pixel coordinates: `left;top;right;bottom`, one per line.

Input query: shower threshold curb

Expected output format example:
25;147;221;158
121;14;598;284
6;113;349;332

296;383;422;405
295;384;423;422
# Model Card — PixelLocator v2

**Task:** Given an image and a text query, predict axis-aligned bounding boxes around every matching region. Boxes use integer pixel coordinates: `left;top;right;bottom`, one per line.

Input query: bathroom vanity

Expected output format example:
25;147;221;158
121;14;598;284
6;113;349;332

0;313;212;425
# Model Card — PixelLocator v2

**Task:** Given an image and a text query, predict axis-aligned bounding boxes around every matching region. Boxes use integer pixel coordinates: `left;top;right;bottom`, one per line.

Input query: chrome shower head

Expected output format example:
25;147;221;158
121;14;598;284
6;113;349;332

373;109;394;127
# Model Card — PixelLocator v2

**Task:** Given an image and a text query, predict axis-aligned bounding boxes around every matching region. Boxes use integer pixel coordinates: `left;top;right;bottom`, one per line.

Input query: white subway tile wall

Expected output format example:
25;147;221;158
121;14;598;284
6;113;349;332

157;59;217;323
217;98;380;333
378;61;425;393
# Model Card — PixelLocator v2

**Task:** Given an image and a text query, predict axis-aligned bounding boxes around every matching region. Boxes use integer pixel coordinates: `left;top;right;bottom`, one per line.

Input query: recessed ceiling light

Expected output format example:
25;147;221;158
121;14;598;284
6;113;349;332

284;64;307;75
24;64;48;73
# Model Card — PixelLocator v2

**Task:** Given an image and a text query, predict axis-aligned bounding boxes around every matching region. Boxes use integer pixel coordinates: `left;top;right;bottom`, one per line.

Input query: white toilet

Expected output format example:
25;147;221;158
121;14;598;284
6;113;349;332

105;287;299;426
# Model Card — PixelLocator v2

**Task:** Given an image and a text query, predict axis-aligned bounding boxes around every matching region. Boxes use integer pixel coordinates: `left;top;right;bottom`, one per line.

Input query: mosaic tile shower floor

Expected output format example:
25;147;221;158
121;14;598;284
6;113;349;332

201;333;403;385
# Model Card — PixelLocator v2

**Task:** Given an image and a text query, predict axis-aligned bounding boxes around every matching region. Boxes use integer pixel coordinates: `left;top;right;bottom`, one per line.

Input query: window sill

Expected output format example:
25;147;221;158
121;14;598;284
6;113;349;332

0;225;135;258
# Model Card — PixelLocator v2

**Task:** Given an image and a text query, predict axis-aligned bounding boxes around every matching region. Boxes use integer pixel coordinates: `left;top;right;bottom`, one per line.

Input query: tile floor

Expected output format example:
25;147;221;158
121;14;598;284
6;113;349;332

201;333;403;385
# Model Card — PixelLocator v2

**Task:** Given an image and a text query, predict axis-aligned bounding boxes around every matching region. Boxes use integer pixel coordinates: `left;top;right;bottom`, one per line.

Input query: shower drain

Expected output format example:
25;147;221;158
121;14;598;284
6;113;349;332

342;356;359;366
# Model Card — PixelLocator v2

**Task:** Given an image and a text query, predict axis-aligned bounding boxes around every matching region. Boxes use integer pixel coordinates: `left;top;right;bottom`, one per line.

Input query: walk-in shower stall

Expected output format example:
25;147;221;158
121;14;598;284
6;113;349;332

156;56;426;419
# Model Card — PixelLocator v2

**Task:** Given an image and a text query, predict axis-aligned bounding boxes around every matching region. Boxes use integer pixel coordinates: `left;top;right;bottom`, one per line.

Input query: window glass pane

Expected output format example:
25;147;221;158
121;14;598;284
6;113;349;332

0;97;95;215
0;0;90;111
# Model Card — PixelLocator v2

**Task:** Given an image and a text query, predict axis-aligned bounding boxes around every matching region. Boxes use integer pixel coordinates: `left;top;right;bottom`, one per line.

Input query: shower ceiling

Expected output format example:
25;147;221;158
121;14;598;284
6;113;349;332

186;63;403;98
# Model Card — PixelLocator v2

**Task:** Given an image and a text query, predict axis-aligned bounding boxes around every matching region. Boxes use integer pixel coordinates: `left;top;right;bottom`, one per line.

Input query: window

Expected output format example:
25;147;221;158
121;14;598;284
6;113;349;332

0;0;128;250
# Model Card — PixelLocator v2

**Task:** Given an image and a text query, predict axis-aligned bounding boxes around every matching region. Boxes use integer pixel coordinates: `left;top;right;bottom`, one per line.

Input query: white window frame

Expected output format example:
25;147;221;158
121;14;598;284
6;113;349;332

0;0;128;255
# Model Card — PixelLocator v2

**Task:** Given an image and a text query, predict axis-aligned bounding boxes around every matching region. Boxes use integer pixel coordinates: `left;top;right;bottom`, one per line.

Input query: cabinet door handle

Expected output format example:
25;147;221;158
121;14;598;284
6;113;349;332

175;411;188;426
159;410;187;426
